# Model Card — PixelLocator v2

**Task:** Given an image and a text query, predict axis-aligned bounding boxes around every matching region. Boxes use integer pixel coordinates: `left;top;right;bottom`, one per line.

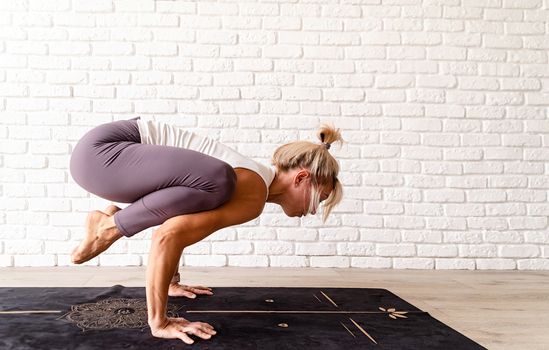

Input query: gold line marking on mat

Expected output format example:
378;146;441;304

349;317;377;345
320;290;338;308
313;294;323;303
0;310;63;315
340;321;356;338
186;310;422;314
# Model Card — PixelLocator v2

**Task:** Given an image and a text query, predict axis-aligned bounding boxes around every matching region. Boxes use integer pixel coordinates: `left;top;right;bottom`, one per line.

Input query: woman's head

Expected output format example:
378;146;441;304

271;124;344;222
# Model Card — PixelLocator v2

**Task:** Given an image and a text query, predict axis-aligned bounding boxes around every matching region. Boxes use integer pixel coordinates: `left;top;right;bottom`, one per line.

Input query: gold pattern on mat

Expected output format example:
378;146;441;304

340;321;356;338
313;294;323;303
320;291;338;308
349;317;378;345
60;298;180;331
379;307;409;319
0;310;62;314
186;310;417;314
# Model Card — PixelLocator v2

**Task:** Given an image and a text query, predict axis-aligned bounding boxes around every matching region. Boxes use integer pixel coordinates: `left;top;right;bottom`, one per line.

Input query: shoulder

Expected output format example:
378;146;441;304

235;168;268;200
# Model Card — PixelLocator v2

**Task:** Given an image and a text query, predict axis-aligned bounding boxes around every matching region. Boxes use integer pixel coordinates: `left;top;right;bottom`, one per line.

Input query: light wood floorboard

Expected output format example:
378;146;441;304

1;267;547;350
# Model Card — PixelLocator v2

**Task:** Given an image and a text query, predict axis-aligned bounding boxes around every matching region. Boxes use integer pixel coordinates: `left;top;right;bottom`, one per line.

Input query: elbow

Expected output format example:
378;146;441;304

152;229;177;248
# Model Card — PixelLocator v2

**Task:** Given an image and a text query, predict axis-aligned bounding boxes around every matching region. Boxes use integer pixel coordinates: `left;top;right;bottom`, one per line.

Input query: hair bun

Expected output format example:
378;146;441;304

317;124;343;147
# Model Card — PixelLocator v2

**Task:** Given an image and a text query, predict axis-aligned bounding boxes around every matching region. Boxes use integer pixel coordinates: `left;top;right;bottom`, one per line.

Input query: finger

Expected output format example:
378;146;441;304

185;285;212;291
194;285;212;290
192;289;213;295
202;322;215;330
189;286;213;292
194;329;213;340
184;326;213;340
197;322;216;332
181;291;196;299
202;326;216;335
178;331;195;345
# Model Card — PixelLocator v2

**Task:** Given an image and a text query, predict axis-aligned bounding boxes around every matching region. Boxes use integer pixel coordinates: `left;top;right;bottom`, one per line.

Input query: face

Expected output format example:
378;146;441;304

282;169;332;218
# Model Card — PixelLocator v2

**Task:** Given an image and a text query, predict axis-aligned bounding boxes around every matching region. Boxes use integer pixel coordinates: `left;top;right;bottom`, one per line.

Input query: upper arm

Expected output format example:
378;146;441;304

208;168;267;230
162;169;266;238
213;198;263;230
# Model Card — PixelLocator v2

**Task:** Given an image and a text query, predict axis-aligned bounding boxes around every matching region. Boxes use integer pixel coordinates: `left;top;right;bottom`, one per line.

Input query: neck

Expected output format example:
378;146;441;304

266;169;288;205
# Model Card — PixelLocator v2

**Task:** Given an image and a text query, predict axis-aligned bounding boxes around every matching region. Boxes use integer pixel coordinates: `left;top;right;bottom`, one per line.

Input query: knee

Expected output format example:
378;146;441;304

213;162;237;205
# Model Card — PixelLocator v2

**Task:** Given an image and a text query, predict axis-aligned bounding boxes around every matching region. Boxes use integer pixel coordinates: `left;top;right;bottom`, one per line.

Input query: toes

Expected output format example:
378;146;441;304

71;254;84;264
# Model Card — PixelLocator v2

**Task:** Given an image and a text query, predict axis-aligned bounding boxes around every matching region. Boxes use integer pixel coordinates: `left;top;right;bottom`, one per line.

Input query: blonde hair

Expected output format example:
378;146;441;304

271;124;344;222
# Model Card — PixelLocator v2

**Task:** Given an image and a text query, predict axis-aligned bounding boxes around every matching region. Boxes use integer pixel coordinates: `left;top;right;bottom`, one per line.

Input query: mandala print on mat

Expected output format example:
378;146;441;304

61;298;181;331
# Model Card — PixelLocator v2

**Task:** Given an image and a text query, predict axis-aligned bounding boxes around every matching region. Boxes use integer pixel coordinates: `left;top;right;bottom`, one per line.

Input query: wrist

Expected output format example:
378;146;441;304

148;317;169;330
170;272;180;284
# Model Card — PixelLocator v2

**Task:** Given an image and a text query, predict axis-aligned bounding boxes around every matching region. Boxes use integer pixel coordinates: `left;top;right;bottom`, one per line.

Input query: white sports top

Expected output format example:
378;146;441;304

136;119;276;199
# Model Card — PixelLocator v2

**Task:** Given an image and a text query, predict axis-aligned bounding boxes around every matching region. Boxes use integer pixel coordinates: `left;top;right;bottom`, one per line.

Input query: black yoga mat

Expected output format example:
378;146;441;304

0;285;485;349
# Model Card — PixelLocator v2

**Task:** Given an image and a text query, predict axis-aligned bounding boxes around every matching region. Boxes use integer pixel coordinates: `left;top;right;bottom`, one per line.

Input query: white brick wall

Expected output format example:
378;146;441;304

1;0;548;270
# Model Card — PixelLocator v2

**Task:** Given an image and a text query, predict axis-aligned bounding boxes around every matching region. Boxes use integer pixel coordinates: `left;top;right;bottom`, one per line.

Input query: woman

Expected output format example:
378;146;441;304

69;116;343;344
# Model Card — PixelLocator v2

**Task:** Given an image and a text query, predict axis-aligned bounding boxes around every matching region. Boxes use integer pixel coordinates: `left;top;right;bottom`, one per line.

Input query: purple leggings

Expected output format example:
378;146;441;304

69;117;237;237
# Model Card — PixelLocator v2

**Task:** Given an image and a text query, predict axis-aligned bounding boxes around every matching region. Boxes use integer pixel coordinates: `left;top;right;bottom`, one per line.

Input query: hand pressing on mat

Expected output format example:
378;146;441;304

168;283;213;298
167;272;213;298
150;317;216;344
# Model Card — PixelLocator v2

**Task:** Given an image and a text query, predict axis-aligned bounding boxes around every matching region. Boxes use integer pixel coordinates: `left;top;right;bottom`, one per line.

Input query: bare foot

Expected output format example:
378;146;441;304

103;204;121;216
71;205;123;264
168;283;213;298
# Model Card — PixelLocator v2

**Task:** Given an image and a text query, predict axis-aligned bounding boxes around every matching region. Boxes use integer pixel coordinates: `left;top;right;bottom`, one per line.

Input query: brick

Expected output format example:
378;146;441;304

184;255;227;267
5;240;43;254
237;228;276;240
319;228;359;241
73;0;113;12
476;259;516;270
517;259;549;270
393;258;435;269
99;254;141;266
115;0;154;12
435;258;476;270
240;4;280;16
295;243;336;256
197;31;237;45
254;241;293;255
14;255;56;267
269;256;308;267
228;255;269;267
337;243;375;256
212;242;252;255
280;4;321;17
351;257;392;269
157;1;196;14
138;14;179;27
310;256;349;268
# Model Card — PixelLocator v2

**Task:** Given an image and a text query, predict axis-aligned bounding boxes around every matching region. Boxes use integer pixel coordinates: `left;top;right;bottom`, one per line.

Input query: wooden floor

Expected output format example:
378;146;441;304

1;267;546;349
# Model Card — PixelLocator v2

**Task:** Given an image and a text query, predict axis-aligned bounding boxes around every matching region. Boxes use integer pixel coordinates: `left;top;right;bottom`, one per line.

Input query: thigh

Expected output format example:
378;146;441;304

70;121;235;203
159;169;267;243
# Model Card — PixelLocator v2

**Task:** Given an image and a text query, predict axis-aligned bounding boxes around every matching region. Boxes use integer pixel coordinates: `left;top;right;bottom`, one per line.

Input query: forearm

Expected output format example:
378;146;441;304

146;231;183;328
146;215;216;329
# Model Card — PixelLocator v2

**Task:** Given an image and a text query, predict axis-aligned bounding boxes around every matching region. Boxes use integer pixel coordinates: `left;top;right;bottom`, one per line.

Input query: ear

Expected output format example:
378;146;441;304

294;169;311;186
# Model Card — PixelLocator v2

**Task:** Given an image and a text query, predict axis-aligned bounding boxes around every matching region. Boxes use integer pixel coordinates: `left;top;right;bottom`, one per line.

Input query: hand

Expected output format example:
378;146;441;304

150;317;216;344
168;283;213;298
